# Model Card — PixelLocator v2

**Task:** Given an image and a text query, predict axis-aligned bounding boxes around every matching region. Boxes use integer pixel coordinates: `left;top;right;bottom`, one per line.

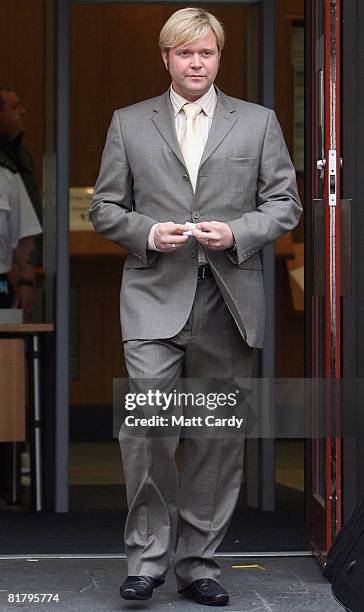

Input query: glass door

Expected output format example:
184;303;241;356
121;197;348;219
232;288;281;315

308;0;342;562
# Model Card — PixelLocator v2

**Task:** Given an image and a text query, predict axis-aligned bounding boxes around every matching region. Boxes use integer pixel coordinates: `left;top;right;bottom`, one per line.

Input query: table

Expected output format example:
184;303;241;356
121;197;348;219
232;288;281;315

0;324;54;511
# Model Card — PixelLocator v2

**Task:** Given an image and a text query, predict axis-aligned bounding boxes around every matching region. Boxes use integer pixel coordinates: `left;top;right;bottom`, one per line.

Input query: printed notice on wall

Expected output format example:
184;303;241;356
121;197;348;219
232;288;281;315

70;187;94;231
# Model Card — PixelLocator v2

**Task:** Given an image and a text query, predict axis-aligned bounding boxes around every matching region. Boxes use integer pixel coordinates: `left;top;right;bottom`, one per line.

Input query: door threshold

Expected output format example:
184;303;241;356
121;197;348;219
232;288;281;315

0;551;312;560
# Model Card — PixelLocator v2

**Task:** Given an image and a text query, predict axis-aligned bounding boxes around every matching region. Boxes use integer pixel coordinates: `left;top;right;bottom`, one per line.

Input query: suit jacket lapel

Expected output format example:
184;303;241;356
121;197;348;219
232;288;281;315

151;91;186;168
151;88;237;171
199;88;237;169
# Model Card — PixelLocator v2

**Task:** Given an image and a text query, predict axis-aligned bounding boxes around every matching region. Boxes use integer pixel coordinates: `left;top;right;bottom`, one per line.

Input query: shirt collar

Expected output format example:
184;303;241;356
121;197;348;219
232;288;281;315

169;84;217;119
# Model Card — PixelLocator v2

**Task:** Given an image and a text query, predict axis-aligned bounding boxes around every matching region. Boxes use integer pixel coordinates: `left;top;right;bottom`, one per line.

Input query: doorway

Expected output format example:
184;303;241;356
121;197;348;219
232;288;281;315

66;0;308;554
0;0;315;557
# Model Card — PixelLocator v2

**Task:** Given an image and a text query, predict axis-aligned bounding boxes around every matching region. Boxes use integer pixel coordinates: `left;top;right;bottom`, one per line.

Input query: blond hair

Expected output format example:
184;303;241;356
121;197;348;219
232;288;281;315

159;8;225;52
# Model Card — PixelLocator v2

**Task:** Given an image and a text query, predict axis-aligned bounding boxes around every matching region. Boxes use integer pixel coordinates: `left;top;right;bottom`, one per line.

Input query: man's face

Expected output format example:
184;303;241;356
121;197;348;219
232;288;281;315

0;90;25;139
162;29;221;101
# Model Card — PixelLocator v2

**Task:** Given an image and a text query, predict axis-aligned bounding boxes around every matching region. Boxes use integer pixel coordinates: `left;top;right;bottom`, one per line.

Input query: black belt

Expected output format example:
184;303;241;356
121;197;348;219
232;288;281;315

197;265;213;280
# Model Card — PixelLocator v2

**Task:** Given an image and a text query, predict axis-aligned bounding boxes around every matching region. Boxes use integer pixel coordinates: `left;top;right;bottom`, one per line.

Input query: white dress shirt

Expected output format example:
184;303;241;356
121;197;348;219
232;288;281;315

148;84;217;261
17;175;42;241
0;168;21;274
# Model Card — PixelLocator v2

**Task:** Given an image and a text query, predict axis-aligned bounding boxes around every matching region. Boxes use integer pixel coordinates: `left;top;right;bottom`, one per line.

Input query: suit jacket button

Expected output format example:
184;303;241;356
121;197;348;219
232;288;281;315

193;210;200;219
191;251;197;258
182;174;189;181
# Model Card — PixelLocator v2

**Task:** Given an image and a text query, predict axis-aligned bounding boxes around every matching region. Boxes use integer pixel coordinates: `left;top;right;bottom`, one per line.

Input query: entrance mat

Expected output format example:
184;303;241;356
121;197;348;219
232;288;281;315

0;486;309;555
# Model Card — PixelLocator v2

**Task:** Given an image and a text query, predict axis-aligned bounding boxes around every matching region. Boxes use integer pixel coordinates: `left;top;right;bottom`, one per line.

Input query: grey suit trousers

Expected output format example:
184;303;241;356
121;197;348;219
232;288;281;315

119;275;254;589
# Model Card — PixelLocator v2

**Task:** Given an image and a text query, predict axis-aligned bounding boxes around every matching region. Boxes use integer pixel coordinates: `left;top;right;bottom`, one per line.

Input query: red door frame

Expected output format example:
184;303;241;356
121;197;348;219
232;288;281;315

310;0;342;563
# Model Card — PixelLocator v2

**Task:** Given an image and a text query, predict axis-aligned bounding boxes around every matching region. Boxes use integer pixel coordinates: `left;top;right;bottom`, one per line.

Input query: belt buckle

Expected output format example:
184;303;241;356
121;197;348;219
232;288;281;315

198;265;209;280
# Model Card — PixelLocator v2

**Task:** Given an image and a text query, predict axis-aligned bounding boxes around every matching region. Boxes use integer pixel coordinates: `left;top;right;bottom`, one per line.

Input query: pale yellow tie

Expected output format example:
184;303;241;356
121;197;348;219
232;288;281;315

180;103;204;191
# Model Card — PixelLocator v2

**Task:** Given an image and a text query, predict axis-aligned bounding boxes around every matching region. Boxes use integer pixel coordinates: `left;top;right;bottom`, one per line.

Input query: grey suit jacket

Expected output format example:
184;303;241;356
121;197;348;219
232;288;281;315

90;87;302;348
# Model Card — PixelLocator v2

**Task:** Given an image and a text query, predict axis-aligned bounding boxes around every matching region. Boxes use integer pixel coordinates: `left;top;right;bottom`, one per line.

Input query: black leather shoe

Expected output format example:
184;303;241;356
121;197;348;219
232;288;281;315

120;575;164;600
178;578;229;606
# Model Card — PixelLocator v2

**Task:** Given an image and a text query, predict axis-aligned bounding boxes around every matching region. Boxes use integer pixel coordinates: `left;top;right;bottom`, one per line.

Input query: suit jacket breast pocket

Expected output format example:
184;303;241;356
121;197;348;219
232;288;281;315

224;156;258;189
227;156;258;166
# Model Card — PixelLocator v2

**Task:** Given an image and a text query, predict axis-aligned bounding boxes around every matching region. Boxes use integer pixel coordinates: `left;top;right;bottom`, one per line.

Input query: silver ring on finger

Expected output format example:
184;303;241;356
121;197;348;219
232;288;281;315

170;243;176;248
205;239;209;246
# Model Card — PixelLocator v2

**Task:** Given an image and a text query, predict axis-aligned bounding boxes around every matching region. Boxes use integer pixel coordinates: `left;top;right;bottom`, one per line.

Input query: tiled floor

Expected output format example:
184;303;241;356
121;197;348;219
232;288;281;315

0;556;342;611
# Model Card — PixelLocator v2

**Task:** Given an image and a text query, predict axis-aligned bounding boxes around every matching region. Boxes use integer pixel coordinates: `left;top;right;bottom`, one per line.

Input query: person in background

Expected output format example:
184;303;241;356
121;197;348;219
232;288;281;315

0;151;41;504
0;90;42;502
0;85;42;319
0;157;21;307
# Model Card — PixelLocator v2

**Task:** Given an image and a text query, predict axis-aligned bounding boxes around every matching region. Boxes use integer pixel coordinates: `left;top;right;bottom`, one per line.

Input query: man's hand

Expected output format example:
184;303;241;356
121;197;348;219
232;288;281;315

12;236;36;320
154;222;190;252
12;285;34;319
193;221;234;250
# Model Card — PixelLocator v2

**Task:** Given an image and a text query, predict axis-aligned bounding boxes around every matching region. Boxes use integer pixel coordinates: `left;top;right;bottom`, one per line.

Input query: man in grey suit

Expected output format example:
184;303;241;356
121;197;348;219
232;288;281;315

90;7;302;606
